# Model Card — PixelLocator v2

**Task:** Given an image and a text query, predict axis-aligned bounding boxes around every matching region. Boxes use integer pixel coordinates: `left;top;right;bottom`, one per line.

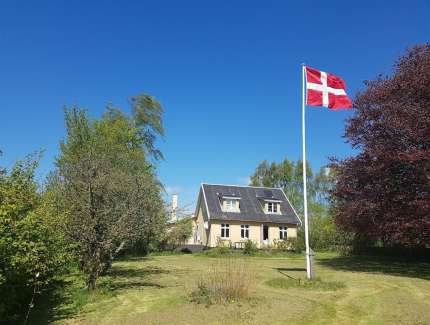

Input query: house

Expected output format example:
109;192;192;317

191;183;301;248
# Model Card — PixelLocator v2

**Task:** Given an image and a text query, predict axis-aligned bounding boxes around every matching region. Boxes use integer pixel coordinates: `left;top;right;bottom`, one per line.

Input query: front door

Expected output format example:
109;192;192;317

262;225;269;245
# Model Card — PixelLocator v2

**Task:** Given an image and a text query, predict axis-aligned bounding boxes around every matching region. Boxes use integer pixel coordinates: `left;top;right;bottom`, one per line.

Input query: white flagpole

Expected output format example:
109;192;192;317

302;63;312;280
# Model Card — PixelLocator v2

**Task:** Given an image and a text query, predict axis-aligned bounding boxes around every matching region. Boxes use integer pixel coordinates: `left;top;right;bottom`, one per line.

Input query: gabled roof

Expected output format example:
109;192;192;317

198;183;301;225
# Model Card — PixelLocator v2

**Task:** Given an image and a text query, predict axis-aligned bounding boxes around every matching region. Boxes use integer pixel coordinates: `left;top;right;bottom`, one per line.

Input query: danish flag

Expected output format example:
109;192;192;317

305;66;352;109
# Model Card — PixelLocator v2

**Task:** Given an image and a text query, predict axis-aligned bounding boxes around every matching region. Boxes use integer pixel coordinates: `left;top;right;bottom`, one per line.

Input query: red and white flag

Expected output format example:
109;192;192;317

305;66;352;110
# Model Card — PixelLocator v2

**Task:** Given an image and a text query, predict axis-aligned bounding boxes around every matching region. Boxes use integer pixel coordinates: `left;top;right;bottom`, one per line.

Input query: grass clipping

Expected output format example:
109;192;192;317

191;258;254;305
266;277;345;291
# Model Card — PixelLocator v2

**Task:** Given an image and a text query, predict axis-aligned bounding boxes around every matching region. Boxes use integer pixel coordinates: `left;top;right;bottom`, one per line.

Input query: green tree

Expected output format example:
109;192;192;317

56;102;166;289
250;160;272;187
131;93;165;160
250;158;344;251
0;154;68;321
164;217;193;250
250;158;315;214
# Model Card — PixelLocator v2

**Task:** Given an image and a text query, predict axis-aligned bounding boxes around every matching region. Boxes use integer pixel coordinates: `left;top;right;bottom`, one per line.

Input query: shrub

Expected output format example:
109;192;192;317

216;237;231;248
296;215;353;252
273;238;301;252
201;237;231;256
243;240;257;255
0;156;70;322
203;246;231;257
191;259;254;304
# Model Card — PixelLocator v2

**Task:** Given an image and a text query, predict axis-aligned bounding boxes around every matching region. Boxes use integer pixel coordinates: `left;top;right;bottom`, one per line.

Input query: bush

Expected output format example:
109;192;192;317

203;246;231;257
0;157;70;322
273;238;302;252
216;237;231;248
200;237;231;256
296;215;353;253
191;259;254;304
243;240;257;255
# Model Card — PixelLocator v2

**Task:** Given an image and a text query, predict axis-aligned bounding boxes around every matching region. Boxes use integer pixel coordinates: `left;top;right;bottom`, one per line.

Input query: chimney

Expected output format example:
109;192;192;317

171;195;178;222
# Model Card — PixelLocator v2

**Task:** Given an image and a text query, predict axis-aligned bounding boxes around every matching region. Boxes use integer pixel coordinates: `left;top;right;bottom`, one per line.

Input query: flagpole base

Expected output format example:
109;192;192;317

305;250;315;280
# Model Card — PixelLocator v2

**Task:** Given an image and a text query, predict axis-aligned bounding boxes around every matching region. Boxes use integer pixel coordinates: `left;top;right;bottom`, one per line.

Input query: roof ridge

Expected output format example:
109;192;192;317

201;183;282;190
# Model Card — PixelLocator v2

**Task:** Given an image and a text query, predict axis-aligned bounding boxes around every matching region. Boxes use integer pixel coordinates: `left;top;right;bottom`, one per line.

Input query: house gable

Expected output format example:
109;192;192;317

193;185;210;223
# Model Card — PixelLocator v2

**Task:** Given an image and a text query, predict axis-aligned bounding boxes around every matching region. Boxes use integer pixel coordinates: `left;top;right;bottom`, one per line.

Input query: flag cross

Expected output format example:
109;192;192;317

306;71;347;107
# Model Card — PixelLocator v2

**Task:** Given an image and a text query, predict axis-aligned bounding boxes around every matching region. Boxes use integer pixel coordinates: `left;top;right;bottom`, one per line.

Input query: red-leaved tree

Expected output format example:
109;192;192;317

331;44;430;247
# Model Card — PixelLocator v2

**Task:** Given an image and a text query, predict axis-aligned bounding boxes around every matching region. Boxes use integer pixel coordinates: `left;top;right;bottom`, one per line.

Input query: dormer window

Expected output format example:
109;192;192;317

267;202;277;213
256;191;282;215
224;198;240;212
264;200;281;214
225;199;235;210
219;193;241;212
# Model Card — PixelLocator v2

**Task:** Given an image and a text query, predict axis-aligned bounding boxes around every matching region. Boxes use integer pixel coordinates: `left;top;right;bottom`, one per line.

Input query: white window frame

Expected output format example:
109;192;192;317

267;202;278;213
221;223;230;238
240;224;250;239
279;226;288;240
224;199;239;212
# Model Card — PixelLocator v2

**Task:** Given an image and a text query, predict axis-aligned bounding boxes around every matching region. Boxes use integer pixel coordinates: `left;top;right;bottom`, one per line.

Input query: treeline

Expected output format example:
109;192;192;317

0;93;169;322
250;159;347;251
250;159;333;213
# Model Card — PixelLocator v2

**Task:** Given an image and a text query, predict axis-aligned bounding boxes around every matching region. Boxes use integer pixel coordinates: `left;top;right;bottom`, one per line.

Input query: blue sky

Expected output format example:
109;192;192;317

0;1;428;210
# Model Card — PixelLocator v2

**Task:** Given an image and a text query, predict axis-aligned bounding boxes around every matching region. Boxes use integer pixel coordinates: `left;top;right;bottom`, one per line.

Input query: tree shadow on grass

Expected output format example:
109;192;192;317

106;265;169;291
109;265;168;278
95;266;169;295
275;267;306;272
26;278;81;325
27;265;170;324
274;267;306;280
318;255;430;281
115;255;153;262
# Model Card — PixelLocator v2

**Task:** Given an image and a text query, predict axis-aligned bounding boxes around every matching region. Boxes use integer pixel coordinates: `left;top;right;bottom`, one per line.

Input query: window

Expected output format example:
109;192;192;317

279;226;288;240
225;199;236;211
225;200;236;210
221;224;230;238
267;202;278;213
240;224;249;239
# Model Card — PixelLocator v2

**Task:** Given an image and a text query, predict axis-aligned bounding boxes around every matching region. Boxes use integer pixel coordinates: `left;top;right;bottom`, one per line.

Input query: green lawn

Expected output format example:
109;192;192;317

31;252;430;325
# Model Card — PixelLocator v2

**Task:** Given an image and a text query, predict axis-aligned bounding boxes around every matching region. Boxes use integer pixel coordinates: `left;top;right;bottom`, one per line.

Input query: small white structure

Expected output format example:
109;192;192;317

170;194;178;223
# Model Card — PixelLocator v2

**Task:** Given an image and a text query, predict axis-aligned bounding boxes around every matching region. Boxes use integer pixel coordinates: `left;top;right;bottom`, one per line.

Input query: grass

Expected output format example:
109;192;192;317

28;252;430;325
266;277;346;291
196;247;303;258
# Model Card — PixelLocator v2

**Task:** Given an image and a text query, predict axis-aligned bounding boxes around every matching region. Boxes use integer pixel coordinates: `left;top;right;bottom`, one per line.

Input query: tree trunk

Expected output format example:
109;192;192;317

86;268;99;290
86;249;101;290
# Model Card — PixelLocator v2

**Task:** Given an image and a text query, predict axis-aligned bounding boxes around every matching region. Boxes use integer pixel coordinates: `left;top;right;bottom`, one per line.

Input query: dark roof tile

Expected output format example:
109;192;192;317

201;184;301;225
